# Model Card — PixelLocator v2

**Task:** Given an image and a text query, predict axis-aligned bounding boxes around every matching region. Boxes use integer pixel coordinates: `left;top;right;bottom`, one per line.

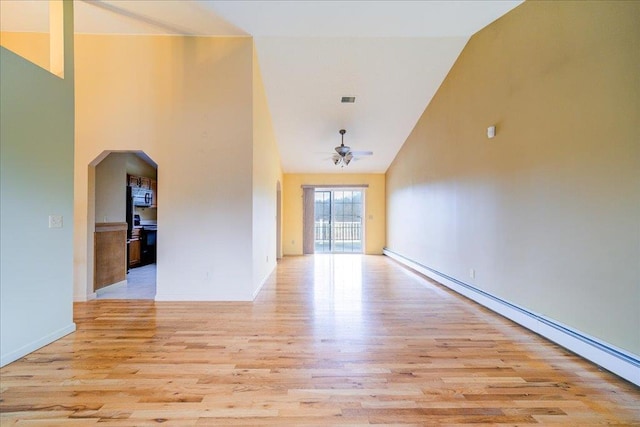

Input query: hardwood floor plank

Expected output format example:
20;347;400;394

1;255;638;424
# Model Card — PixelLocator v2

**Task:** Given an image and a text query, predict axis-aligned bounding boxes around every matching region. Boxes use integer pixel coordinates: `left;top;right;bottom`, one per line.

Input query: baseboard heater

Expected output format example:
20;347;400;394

383;248;640;387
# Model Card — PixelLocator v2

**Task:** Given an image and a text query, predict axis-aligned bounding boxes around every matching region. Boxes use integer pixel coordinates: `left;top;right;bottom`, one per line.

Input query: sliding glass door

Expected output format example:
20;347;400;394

314;189;363;253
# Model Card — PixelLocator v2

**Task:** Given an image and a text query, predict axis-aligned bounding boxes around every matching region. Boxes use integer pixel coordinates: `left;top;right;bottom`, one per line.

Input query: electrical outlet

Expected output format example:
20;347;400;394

49;215;63;228
469;268;476;279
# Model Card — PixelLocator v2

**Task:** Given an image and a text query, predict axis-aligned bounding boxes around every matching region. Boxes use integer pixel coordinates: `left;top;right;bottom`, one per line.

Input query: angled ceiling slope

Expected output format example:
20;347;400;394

203;1;523;173
2;0;523;173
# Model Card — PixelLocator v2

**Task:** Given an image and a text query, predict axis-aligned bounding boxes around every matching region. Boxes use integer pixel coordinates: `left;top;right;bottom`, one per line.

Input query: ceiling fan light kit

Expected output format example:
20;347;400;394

332;129;370;168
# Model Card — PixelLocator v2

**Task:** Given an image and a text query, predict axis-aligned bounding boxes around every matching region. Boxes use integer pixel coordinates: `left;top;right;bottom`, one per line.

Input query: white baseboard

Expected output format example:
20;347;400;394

252;263;276;300
74;291;90;302
1;323;76;367
383;248;640;386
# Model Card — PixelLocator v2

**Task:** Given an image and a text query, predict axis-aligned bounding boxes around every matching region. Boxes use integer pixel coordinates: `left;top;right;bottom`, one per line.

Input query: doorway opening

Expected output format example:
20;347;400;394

314;189;364;253
90;151;158;300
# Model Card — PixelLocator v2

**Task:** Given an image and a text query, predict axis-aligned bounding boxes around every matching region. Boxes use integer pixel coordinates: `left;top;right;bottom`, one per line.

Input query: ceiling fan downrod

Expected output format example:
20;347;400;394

335;129;350;156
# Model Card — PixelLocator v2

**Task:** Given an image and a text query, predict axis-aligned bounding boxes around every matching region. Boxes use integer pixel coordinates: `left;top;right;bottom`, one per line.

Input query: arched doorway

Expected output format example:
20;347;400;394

89;150;158;299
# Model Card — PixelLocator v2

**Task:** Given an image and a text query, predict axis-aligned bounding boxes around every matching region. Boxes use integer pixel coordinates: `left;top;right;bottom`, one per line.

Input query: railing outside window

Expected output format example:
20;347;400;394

314;189;363;253
315;220;361;241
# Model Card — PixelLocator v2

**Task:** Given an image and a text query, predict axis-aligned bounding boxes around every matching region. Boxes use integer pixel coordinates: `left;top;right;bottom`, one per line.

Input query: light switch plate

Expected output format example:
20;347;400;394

49;215;63;228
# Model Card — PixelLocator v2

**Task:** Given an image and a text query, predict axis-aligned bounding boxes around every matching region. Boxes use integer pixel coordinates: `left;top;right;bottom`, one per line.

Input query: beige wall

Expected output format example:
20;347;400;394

386;1;640;355
74;35;255;301
283;174;385;255
126;154;156;180
1;0;64;78
95;153;126;223
0;32;49;71
252;44;283;294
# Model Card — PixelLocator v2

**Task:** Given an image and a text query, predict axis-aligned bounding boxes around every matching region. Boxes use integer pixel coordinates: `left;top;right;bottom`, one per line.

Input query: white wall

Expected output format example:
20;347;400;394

251;45;282;296
0;1;75;367
74;36;255;301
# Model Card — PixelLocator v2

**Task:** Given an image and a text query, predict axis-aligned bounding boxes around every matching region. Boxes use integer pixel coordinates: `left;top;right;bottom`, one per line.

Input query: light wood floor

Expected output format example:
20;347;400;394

1;255;639;425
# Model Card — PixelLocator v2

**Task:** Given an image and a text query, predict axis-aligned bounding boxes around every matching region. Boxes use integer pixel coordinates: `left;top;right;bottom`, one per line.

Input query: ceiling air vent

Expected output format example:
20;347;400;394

341;96;356;103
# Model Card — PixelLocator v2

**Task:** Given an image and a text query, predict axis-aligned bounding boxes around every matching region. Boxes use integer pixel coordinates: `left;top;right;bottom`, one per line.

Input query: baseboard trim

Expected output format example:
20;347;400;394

1;323;76;367
383;248;640;386
252;281;266;300
252;263;277;300
74;293;88;302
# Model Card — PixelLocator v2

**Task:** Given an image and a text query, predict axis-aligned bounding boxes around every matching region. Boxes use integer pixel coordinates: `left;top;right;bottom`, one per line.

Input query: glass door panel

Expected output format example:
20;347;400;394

314;191;331;253
314;189;363;253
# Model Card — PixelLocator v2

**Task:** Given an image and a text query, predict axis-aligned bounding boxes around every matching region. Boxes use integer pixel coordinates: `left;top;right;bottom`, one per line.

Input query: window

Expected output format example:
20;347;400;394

314;189;363;253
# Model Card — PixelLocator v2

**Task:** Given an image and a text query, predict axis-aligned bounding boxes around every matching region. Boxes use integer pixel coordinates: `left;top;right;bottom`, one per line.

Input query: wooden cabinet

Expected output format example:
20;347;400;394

141;177;151;189
150;179;157;208
129;175;156;208
128;175;151;189
95;222;127;291
129;239;141;267
129;228;141;267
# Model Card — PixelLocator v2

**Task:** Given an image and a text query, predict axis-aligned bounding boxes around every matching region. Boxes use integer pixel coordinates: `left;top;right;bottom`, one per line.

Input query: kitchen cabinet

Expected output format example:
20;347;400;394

95;222;127;291
129;228;141;267
151;179;157;208
129;239;141;267
128;175;151;189
140;177;151;189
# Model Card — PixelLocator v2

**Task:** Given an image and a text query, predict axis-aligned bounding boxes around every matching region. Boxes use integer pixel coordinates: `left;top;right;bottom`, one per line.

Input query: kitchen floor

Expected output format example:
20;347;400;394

96;263;156;299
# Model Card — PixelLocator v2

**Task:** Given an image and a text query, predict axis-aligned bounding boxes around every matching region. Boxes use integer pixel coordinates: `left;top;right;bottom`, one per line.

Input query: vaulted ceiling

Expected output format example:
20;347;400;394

1;0;523;173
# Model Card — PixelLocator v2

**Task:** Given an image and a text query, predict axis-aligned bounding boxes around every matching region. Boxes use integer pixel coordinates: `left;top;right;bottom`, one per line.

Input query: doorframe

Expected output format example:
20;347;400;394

87;150;158;300
301;184;368;255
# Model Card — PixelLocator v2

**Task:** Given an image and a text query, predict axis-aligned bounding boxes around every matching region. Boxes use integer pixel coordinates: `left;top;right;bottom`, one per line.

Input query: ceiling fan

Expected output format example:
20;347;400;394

332;129;373;167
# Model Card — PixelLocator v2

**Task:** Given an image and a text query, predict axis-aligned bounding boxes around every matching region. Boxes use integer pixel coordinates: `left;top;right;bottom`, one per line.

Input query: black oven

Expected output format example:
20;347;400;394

141;228;157;265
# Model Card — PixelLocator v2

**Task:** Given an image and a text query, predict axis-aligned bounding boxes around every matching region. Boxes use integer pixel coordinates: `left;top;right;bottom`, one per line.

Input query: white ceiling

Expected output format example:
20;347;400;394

1;0;523;173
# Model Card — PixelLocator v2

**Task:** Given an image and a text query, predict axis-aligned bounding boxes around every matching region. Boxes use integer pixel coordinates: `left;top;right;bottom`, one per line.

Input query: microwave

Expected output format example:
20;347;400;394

132;188;153;207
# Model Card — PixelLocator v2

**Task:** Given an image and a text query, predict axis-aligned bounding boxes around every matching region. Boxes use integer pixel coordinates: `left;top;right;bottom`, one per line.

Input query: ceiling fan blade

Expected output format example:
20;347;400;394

326;130;371;166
